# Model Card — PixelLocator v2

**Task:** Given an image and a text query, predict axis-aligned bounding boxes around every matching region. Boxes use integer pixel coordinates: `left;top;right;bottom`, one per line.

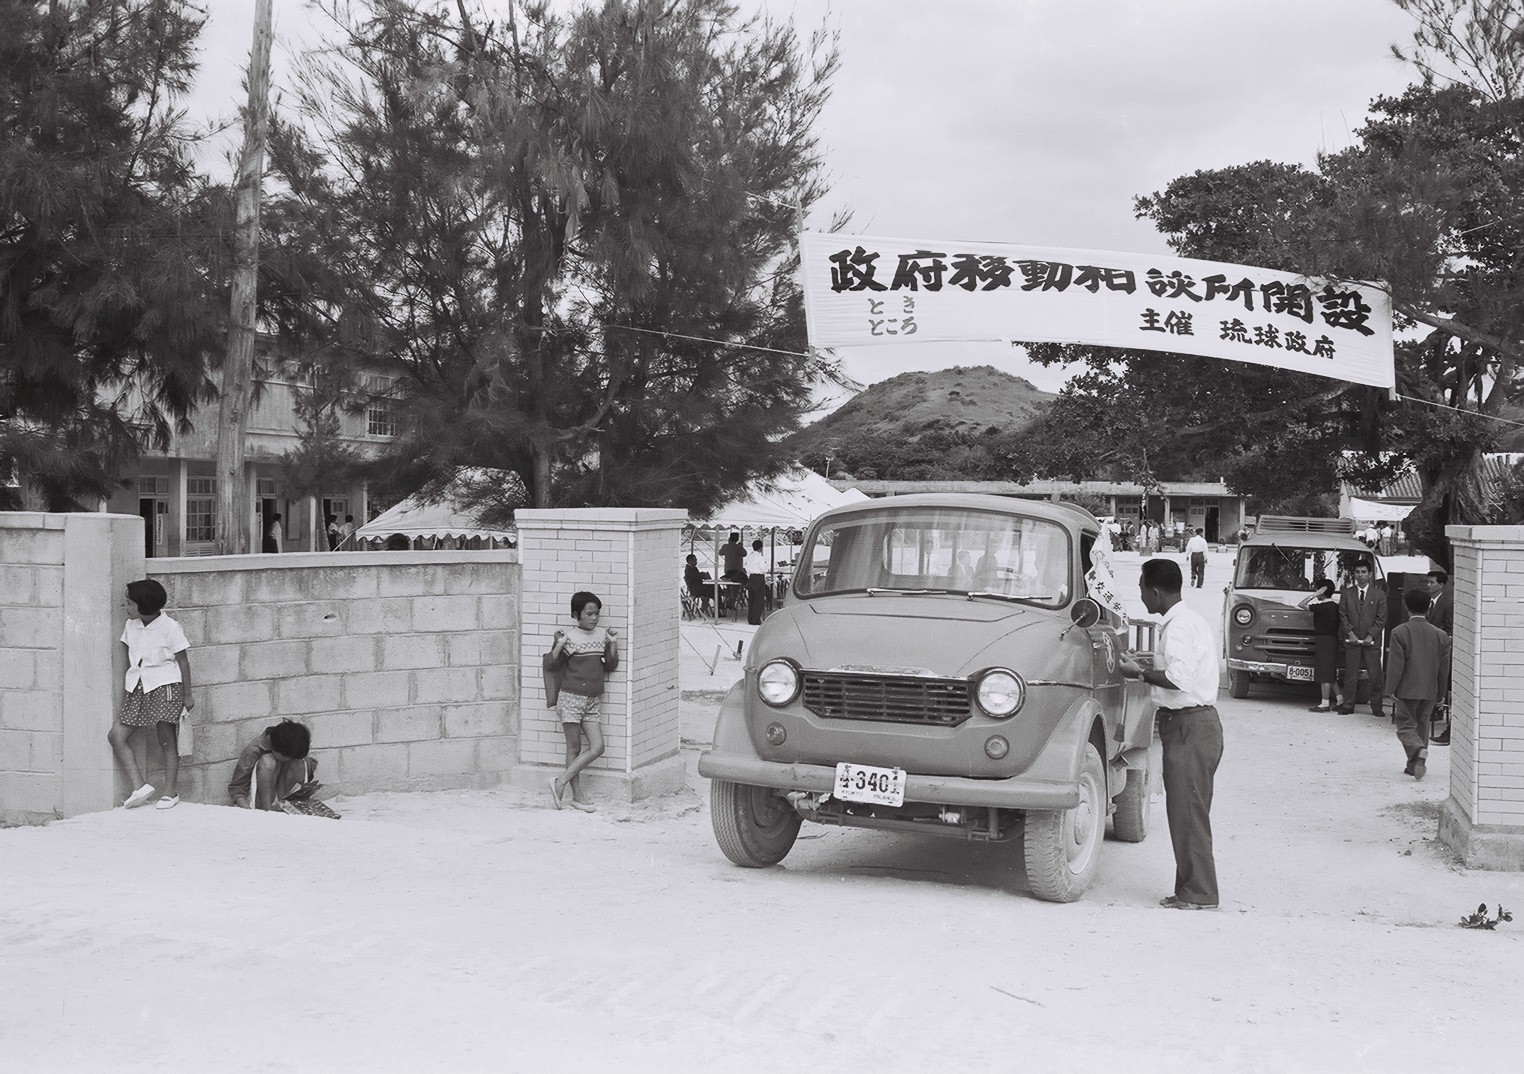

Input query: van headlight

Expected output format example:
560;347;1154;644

757;659;801;707
1232;604;1255;627
976;668;1025;718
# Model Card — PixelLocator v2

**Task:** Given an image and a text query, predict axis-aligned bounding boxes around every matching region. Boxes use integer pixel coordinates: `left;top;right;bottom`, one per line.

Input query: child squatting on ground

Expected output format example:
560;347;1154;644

108;579;194;810
547;591;618;813
229;719;317;810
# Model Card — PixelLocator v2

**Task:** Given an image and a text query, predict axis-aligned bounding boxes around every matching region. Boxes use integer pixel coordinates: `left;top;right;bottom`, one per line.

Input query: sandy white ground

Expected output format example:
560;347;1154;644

4;550;1520;1073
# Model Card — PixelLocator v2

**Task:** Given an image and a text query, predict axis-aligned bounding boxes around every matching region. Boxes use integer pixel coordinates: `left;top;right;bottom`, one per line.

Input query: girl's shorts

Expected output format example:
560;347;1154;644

556;693;602;726
120;682;185;728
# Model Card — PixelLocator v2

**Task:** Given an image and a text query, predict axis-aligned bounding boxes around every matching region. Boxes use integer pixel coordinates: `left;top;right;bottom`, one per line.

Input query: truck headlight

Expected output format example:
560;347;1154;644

1232;604;1255;627
757;659;800;707
976;668;1025;718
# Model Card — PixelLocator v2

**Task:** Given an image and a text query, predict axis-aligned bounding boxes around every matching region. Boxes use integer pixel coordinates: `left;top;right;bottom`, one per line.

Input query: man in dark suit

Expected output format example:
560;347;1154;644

1387;588;1452;779
1337;562;1385;716
1426;568;1454;745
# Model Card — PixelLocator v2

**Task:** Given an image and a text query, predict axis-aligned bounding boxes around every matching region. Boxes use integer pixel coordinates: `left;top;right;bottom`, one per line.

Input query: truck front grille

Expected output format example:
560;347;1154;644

1261;627;1315;658
801;672;972;727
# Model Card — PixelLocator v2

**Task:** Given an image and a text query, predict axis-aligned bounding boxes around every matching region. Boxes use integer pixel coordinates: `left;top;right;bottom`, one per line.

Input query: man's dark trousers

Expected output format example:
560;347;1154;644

1190;553;1205;588
1159;705;1223;905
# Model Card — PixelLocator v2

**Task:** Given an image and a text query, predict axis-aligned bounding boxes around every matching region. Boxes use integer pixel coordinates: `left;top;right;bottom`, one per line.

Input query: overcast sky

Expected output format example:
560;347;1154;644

188;0;1423;401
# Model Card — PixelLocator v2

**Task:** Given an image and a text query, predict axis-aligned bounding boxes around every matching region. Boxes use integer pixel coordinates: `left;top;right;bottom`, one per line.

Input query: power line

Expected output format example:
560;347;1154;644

1396;392;1524;430
604;323;813;359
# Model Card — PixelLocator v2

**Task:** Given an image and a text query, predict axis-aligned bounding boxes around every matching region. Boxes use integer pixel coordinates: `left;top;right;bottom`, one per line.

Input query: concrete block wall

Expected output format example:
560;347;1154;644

1440;525;1524;868
152;550;520;802
516;508;685;797
0;513;142;823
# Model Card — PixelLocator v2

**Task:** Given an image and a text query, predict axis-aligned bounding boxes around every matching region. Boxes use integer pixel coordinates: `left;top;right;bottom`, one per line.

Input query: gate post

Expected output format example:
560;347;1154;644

514;508;687;801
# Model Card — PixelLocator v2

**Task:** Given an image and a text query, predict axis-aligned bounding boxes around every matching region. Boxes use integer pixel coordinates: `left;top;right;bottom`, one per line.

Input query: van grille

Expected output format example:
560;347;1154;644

801;672;972;727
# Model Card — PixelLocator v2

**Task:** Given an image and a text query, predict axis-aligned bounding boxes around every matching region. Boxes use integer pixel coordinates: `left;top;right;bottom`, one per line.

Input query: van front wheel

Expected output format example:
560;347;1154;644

1023;745;1106;902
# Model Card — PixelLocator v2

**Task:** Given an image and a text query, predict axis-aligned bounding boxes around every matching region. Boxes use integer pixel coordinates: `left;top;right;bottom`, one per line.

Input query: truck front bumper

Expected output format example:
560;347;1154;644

697;750;1081;811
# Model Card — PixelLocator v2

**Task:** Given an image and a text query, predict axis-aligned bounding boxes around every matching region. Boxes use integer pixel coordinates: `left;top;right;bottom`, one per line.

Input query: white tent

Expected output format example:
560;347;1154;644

354;469;517;548
691;468;867;533
685;470;868;619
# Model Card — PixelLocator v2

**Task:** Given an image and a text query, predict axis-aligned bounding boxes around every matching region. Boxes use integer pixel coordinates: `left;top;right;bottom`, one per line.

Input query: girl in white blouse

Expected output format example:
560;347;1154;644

108;579;195;809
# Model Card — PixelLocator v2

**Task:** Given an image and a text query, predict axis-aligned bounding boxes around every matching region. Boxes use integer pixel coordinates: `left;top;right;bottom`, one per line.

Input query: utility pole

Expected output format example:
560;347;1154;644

214;0;273;554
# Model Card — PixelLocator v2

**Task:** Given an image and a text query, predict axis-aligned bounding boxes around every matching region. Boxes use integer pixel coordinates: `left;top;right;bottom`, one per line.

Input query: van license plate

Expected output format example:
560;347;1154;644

834;763;906;807
1287;665;1314;682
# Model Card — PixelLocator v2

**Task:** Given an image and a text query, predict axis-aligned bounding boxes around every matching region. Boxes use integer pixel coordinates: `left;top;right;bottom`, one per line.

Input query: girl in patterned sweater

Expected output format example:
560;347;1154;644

547;591;619;812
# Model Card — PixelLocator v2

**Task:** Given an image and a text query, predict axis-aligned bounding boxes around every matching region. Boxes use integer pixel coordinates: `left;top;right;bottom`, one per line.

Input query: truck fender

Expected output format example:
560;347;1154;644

697;683;761;776
1021;696;1110;799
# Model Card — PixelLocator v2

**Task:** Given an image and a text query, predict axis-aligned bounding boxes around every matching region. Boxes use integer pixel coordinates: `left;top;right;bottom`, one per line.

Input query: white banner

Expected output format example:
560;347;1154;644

1085;561;1129;625
798;232;1394;389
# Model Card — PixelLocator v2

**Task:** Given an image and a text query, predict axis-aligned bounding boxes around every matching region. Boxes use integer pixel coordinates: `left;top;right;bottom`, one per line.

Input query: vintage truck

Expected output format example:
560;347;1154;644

1223;515;1382;698
697;493;1155;903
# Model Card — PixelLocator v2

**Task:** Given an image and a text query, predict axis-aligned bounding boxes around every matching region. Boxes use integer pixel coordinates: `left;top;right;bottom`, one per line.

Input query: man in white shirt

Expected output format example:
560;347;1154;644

1118;558;1223;910
1185;528;1209;588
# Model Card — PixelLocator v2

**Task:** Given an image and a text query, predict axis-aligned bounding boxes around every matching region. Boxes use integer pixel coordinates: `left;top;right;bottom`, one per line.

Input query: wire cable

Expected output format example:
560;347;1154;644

604;323;814;359
1396;392;1524;430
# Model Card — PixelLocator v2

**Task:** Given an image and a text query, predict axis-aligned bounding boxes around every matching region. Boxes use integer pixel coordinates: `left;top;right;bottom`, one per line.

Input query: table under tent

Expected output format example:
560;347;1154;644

686;470;867;620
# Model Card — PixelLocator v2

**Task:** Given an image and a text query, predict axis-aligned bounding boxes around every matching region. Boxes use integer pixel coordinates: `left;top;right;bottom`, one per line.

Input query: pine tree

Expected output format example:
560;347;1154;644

264;0;842;511
0;0;223;508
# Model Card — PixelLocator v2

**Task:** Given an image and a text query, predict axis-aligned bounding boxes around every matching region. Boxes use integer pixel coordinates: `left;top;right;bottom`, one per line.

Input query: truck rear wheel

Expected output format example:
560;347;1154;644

1023;745;1105;902
1228;668;1250;699
710;780;801;867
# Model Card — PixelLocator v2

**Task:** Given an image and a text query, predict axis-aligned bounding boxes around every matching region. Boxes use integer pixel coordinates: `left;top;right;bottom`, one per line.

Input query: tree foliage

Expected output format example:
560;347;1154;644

1026;3;1524;563
264;0;842;513
0;0;223;508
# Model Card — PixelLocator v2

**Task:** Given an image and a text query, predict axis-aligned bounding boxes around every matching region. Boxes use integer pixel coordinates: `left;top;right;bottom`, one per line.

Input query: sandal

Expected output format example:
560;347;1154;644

547;775;563;810
154;795;180;810
568;799;596;813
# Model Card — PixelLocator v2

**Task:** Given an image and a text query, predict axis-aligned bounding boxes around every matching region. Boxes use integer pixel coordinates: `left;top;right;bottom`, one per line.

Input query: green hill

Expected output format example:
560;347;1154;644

790;365;1054;450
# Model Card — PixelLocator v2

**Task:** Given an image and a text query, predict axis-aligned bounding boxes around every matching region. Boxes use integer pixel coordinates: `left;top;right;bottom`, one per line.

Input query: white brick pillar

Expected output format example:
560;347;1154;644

514;508;686;801
1439;525;1524;868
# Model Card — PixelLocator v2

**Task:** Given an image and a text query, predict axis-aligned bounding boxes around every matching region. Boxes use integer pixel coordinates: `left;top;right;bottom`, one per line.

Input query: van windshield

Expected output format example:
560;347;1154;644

1234;546;1379;591
794;507;1072;607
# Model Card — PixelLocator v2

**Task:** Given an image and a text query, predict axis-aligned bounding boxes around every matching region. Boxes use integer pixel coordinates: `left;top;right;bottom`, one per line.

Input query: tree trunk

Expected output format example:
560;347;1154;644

213;0;272;555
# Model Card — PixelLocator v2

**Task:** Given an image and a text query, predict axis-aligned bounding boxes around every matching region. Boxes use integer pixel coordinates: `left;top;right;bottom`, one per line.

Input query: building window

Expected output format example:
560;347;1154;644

186;477;217;542
367;376;398;437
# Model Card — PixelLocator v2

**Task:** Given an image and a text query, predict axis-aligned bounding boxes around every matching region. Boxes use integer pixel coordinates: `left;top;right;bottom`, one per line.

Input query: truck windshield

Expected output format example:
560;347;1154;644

794;507;1071;607
1234;546;1378;591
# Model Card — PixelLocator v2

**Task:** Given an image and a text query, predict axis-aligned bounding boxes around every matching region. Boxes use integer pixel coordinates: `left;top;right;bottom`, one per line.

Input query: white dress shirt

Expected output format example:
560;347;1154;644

121;614;190;693
1151;601;1219;709
1186;534;1209;556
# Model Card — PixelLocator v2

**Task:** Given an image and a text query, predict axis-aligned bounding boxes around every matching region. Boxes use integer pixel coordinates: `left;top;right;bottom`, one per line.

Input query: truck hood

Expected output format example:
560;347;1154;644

753;594;1078;679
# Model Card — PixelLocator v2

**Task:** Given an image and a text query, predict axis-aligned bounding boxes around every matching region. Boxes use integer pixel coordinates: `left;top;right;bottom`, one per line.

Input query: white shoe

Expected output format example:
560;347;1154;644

154;795;180;810
123;784;156;809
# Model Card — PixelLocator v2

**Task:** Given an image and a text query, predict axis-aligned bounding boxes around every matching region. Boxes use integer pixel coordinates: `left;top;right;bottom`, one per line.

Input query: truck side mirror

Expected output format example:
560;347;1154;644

1070;598;1101;628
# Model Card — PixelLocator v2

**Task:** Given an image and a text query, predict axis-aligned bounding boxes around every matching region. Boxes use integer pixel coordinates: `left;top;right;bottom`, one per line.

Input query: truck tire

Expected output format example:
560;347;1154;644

1228;668;1250;699
1023;744;1105;902
1109;759;1150;843
710;779;801;867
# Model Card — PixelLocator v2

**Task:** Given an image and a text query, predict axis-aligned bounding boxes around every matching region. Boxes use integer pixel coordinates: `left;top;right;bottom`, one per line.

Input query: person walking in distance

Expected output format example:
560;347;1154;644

547;591;619;813
1337;562;1385;717
1185;527;1209;588
1386;588;1450;780
1118;559;1223;910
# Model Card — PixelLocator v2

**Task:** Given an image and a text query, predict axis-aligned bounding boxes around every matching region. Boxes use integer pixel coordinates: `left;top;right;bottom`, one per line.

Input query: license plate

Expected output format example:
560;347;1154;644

834;763;906;807
1287;665;1314;682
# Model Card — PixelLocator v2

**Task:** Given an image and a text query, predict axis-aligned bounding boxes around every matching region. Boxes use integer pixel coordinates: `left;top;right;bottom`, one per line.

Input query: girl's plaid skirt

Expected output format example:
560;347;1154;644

120;682;185;728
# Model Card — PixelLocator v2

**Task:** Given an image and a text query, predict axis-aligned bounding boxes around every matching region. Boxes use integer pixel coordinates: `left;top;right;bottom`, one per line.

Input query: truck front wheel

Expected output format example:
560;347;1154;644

1023;744;1105;902
710;780;801;867
1228;668;1250;699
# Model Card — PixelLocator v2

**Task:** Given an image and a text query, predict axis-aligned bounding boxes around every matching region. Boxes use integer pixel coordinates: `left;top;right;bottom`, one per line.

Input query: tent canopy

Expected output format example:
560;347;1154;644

690;469;867;533
356;469;517;541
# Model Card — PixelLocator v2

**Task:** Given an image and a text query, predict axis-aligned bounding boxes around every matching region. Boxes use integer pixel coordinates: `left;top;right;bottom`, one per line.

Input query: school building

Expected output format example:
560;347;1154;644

99;341;395;558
